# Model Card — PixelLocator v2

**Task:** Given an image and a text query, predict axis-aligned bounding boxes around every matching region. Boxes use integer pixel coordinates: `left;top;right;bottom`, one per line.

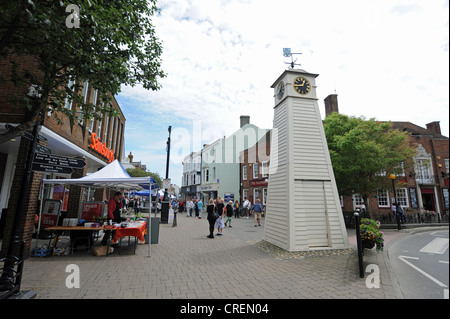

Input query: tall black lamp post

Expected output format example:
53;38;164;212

160;126;172;224
389;174;402;230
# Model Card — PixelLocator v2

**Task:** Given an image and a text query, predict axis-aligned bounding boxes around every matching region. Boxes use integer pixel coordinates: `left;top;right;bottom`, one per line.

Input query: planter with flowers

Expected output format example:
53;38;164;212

360;218;384;251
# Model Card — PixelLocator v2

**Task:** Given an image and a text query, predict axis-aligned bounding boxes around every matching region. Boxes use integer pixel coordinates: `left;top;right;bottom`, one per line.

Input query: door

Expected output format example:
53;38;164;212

295;180;329;247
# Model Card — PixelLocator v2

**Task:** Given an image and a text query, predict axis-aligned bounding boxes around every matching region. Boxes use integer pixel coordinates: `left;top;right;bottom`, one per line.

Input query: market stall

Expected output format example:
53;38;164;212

38;160;159;256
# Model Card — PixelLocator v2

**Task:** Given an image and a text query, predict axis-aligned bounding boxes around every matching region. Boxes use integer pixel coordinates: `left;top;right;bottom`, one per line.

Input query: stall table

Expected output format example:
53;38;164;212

44;225;104;254
44;222;146;255
111;222;147;254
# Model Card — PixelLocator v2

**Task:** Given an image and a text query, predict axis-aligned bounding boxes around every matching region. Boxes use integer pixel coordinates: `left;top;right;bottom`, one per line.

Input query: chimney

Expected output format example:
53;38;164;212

426;121;441;135
324;94;339;117
240;115;250;128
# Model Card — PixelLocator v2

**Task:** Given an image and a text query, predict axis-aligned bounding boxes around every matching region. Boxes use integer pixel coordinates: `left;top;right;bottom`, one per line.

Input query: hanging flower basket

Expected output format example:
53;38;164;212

360;218;384;251
362;239;375;249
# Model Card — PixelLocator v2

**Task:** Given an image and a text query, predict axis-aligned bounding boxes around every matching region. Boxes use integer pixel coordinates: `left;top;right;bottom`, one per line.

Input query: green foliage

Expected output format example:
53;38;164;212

323;113;416;201
126;168;162;188
0;0;166;143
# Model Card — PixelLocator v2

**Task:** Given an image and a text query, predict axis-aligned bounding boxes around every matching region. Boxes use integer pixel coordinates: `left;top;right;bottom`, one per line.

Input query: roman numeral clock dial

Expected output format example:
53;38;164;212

293;76;311;95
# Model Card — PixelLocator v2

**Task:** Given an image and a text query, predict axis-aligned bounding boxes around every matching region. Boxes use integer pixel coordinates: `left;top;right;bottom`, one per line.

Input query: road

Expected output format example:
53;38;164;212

387;229;449;299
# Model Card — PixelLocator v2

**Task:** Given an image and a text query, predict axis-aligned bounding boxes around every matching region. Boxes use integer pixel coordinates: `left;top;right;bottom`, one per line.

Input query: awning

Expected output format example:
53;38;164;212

42;159;159;190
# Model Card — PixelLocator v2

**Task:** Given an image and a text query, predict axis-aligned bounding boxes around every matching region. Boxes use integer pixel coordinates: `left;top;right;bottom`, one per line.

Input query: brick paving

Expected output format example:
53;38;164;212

20;214;402;299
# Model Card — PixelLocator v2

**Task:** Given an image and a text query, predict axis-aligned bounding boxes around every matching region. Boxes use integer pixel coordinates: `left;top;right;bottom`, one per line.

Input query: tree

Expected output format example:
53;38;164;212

0;0;166;144
126;167;162;188
323;113;416;216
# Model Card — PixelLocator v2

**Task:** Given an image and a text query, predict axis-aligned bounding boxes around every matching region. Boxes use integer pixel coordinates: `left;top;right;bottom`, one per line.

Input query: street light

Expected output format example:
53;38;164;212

160;126;172;224
389;174;402;230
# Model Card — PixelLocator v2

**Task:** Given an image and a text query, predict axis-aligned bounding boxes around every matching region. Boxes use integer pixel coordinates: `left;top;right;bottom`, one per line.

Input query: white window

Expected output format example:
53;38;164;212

416;159;433;183
395;188;409;207
253;163;259;179
254;188;260;201
64;77;75;110
243;189;249;201
377;190;390;207
81;81;89;103
242;166;247;180
97;116;102;136
262;161;269;177
445;159;449;173
104;116;110;144
89;90;98;132
78;81;89;125
353;194;363;207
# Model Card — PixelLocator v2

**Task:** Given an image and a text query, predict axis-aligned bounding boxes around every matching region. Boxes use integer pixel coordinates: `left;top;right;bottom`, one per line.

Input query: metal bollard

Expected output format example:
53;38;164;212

354;212;364;278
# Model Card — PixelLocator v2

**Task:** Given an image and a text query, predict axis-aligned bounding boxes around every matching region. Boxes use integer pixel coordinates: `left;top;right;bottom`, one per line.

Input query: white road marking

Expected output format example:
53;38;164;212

439;260;449;264
444;289;449;299
419;238;449;255
398;256;448;288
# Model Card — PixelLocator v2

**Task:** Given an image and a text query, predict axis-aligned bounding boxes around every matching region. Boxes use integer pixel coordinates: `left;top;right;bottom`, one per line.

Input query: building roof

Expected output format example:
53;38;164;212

388;121;448;139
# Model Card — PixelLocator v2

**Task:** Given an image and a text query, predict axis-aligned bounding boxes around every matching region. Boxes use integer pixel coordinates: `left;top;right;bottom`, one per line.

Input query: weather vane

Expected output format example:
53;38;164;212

283;48;302;69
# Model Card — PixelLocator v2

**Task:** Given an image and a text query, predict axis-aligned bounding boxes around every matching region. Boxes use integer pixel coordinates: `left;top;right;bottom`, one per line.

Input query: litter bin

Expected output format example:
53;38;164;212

144;217;160;244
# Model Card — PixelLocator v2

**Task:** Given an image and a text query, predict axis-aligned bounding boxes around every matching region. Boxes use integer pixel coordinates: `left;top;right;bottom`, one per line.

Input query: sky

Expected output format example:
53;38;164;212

116;0;449;187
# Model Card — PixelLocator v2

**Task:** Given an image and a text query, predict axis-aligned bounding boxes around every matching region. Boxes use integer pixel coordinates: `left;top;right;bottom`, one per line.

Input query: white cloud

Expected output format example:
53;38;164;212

117;0;449;186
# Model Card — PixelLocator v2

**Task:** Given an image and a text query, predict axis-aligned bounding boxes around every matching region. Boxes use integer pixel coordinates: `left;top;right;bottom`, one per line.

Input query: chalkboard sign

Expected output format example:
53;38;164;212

409;187;418;208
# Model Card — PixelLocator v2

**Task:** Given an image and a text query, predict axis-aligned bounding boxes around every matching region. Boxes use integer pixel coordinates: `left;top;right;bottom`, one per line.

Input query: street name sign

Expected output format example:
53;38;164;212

31;163;73;174
35;144;52;155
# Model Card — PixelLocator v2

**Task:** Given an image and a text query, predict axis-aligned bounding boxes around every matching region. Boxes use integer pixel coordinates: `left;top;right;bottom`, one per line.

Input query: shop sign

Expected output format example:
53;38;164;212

90;132;115;163
249;179;268;187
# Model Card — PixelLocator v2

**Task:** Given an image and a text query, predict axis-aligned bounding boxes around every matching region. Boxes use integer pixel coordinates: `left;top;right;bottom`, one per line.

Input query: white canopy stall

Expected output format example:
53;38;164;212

40;160;159;256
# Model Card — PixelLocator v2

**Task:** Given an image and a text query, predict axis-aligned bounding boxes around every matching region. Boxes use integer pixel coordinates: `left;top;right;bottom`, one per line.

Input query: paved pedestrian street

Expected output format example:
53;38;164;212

20;215;398;299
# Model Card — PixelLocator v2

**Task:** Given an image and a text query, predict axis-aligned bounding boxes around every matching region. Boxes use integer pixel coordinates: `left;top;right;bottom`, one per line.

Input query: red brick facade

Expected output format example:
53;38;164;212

0;54;126;258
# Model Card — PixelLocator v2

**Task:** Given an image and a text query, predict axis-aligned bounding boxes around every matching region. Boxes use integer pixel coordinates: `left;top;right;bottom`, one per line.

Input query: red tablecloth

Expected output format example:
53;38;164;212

112;222;147;244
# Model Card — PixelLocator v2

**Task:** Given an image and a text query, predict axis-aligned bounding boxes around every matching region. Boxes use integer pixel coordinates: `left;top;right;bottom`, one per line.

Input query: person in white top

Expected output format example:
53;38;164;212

243;197;250;219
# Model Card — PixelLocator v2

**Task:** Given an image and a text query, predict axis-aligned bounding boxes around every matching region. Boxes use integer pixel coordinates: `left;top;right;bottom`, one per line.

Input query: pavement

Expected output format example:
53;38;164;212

15;214;445;300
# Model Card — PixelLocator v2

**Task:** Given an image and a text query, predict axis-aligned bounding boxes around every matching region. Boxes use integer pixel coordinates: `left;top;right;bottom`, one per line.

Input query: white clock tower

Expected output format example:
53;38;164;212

264;68;349;251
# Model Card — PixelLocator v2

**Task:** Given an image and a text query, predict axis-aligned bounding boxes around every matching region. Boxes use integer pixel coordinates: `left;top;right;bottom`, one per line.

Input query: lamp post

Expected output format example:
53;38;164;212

160;126;172;224
389;174;402;230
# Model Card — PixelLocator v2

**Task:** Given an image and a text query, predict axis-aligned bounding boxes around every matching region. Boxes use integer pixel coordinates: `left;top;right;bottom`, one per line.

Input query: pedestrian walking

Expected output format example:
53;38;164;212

243;197;250;219
215;197;225;236
251;199;263;227
194;199;199;217
206;199;217;238
224;201;233;228
197;199;203;219
233;200;240;218
187;199;193;217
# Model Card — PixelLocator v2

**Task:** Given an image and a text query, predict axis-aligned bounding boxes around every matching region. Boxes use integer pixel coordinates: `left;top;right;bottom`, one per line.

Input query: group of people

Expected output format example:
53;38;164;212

205;197;265;239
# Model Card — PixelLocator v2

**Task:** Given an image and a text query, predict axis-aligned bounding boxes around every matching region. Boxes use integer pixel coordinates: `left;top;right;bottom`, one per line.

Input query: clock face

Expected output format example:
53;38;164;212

293;77;311;95
277;81;285;100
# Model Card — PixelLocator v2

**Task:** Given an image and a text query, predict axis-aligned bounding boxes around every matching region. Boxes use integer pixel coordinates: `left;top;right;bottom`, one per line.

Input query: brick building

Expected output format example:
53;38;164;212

0;55;126;257
240;130;271;206
324;95;449;219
